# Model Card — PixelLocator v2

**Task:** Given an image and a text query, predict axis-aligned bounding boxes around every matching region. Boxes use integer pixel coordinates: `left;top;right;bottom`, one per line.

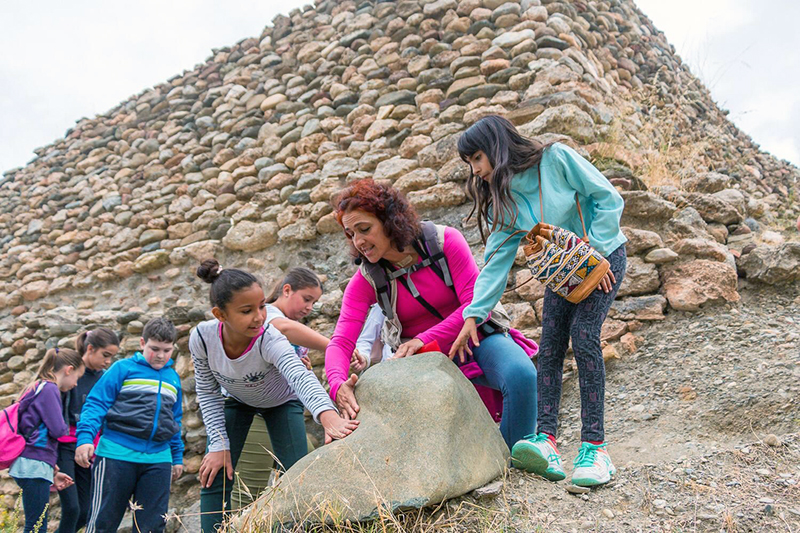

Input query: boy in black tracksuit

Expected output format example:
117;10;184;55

76;319;184;533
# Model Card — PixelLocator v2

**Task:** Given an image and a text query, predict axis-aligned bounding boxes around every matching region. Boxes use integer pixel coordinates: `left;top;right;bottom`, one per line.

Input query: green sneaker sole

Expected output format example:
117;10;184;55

511;443;566;481
570;474;611;487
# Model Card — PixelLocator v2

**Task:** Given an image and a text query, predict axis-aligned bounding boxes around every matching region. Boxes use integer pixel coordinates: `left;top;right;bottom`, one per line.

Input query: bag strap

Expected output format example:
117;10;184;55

363;260;395;320
538;165;589;242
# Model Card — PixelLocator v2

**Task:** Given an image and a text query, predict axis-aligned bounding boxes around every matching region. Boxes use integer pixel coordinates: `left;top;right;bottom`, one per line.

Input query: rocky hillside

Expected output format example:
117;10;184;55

1;0;798;521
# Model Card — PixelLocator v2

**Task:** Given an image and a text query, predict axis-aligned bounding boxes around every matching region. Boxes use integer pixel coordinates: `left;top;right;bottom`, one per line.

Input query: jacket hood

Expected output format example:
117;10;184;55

132;351;175;369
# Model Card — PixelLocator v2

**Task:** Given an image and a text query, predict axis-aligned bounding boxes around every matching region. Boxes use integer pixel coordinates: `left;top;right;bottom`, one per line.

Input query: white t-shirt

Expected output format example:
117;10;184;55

189;319;335;452
356;304;394;364
266;304;310;359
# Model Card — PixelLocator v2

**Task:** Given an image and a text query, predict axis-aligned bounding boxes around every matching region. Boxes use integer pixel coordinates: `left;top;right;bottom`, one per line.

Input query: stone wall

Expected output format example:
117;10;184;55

1;0;798;507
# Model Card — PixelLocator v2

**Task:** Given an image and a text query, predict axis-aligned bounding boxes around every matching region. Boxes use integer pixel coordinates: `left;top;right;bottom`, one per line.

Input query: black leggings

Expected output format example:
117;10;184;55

56;443;92;533
536;244;627;443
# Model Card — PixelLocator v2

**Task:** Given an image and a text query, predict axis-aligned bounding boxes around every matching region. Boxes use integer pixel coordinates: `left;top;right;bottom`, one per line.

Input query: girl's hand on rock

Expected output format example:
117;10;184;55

320;410;360;444
335;374;360;419
393;338;424;359
449;318;479;364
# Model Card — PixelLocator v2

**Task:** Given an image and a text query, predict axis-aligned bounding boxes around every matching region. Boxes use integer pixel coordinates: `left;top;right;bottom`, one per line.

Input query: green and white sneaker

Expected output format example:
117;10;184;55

511;433;566;481
571;442;616;487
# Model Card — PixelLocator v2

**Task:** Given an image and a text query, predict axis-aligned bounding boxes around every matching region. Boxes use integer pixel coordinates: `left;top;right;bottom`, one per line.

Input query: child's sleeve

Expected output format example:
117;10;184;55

189;328;229;452
36;384;69;439
463;226;524;322
262;329;337;423
76;362;124;447
355;305;383;359
170;379;184;465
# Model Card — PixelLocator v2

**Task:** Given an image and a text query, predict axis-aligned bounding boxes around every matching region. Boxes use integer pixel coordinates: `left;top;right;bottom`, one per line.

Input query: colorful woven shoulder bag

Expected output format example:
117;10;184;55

487;167;610;304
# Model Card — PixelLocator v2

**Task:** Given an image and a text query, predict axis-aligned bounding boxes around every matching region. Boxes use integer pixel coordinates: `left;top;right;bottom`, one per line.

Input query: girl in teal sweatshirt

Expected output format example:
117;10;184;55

450;115;627;487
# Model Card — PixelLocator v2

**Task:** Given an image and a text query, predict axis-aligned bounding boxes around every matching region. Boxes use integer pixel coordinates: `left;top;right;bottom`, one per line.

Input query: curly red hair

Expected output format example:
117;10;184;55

333;179;421;260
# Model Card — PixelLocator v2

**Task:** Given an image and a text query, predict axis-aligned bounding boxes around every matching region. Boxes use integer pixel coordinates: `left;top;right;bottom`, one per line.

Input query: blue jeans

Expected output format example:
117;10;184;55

13;476;51;533
471;332;538;450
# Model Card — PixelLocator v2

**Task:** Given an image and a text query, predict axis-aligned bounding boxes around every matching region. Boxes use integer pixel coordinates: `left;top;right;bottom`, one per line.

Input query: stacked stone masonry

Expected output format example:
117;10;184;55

1;0;798;505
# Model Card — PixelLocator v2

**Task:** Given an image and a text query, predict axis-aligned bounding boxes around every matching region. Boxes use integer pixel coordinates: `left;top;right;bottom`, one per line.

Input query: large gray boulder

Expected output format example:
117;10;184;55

235;353;509;529
737;243;800;284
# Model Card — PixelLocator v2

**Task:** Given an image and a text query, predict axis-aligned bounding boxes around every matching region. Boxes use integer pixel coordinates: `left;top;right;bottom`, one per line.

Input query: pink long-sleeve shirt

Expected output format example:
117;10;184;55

325;226;537;400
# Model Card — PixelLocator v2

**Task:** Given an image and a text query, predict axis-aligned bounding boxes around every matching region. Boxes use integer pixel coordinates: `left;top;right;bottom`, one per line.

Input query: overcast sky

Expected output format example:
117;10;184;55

1;0;797;174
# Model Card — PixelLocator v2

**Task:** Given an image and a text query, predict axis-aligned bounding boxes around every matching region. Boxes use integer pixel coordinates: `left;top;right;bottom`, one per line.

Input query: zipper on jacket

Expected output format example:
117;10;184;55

147;369;163;453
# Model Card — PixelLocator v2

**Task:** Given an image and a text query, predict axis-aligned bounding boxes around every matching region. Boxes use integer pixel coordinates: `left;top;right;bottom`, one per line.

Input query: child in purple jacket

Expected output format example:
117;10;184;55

10;348;85;533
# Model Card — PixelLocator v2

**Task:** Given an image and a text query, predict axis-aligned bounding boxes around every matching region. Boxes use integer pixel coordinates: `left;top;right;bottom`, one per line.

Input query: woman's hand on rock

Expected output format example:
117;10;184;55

320;409;360;444
393;338;424;359
449;318;479;364
335;374;360;420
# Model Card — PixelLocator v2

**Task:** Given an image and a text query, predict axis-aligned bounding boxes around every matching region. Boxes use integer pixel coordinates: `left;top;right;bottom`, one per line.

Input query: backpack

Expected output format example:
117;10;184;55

359;221;511;352
0;381;46;469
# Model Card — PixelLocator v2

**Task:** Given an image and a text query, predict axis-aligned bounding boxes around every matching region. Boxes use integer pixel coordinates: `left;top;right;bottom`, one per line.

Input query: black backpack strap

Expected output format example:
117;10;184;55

419;221;453;287
364;260;395;320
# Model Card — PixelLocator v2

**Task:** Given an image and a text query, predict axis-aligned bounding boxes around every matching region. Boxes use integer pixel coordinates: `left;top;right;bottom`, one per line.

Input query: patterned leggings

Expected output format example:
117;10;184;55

536;244;627;443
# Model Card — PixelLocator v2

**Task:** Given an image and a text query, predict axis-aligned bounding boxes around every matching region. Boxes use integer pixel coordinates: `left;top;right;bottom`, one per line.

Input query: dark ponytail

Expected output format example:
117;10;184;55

267;267;323;303
76;327;120;357
196;258;261;310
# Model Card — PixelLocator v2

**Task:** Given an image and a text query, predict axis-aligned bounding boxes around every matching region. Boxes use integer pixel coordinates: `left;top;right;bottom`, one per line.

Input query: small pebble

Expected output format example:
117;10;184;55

764;434;781;447
602;508;614;518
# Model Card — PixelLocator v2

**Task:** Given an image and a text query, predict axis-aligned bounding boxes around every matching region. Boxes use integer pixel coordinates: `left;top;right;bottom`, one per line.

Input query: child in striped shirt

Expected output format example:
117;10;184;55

190;259;358;532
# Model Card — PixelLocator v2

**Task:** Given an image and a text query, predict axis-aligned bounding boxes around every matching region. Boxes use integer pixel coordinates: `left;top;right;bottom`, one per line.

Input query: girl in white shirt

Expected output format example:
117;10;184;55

266;267;367;372
190;259;358;532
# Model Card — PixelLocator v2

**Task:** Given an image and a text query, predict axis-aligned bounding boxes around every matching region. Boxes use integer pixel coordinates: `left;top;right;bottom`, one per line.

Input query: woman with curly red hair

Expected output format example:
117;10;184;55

325;179;539;453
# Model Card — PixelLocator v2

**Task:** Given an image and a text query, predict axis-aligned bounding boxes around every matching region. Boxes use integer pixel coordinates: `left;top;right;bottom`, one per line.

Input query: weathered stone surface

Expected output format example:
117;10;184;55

222;221;279;252
407;182;466;209
373;157;419;182
620;193;677;223
672;238;731;262
609;295;667;321
394;168;438;193
20;281;49;301
617;257;660;297
737;243;800;284
132;251;170;274
519;104;595;143
622;227;664;255
681;172;733;193
644;248;679;264
237;354;508;525
661;260;740;311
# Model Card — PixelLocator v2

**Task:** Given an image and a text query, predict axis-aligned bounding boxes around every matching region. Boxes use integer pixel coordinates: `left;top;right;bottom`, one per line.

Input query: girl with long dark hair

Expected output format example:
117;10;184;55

450;115;627;487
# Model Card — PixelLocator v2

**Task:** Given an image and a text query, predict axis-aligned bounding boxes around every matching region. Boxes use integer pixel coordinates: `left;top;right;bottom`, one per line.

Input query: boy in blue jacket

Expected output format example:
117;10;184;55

76;317;183;533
